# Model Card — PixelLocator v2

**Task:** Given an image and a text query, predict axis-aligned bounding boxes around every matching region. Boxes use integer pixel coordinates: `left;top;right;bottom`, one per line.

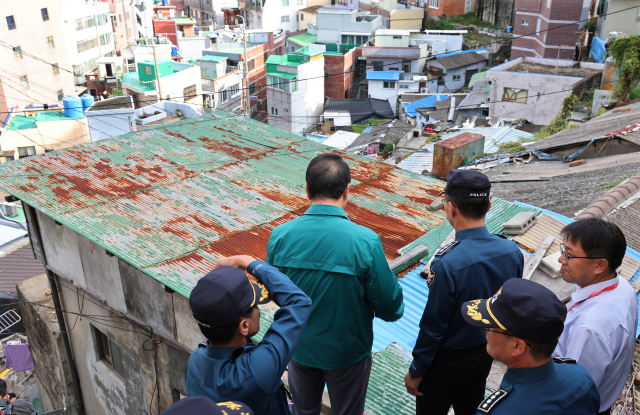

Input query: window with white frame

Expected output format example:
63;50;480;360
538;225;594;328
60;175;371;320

383;81;395;89
547;0;551;7
399;84;409;89
230;83;241;96
220;89;228;103
429;0;439;8
270;106;278;115
536;18;541;35
282;0;289;5
144;66;152;75
297;0;303;5
452;74;461;81
281;15;289;22
521;19;528;26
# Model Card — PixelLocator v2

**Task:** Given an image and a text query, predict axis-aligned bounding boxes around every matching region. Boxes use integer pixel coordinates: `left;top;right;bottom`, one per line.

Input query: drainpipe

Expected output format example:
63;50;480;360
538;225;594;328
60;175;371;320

46;269;86;415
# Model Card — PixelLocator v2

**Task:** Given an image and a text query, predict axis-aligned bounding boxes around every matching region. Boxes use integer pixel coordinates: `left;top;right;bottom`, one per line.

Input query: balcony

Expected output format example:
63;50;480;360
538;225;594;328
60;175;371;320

226;65;238;73
123;73;156;91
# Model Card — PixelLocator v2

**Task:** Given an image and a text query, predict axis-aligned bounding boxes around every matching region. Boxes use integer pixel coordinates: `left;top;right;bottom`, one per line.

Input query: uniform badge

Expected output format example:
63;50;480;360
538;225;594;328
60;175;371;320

426;267;437;287
435;240;460;257
477;389;509;414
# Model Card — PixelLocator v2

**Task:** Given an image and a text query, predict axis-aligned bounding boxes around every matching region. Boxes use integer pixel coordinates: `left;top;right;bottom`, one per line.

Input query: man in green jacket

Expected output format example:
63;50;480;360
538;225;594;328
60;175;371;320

267;153;405;415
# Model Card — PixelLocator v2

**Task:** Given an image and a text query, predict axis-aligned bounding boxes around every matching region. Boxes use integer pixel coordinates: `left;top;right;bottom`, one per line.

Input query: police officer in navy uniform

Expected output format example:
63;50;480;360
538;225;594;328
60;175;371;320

160;396;255;415
462;278;601;414
404;169;524;415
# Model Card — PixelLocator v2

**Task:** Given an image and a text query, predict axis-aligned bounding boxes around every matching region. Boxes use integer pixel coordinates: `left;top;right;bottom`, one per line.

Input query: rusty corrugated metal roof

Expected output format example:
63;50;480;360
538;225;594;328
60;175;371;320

0;111;447;298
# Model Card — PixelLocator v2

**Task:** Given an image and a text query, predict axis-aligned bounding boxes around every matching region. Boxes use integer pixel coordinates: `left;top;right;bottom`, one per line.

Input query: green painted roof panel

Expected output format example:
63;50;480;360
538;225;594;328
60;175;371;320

0;111;447;298
287;33;317;47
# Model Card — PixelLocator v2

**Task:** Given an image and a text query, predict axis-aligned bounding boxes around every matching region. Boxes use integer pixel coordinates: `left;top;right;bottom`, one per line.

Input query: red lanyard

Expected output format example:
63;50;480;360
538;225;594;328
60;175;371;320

568;280;619;312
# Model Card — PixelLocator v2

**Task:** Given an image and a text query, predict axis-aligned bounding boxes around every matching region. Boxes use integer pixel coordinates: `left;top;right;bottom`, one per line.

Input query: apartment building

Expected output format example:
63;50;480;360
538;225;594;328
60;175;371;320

243;0;309;33
511;0;590;60
317;8;383;44
104;0;154;53
204;29;286;120
266;51;325;133
59;0;116;83
197;55;243;112
184;0;238;27
0;0;76;114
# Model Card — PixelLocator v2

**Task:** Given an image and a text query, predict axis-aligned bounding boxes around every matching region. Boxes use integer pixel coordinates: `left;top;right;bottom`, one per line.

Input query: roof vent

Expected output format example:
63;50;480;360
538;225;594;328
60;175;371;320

0;202;18;217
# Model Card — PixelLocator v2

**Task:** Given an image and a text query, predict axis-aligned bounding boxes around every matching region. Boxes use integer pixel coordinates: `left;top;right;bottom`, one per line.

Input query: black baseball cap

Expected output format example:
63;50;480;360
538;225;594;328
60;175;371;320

160;396;254;415
461;278;567;344
189;266;271;328
441;169;491;198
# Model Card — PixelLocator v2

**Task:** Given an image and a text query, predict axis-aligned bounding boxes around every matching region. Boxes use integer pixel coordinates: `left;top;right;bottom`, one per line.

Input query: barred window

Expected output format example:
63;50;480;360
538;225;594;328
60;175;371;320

184;84;197;100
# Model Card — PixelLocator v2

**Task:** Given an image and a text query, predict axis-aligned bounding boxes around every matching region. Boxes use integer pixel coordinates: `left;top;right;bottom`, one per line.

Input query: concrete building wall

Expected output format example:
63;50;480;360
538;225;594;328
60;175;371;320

389;8;424;30
298;11;318;30
0;118;91;159
87;109;135;143
0;0;76;114
317;9;382;43
596;0;640;41
475;0;515;28
486;57;602;124
178;35;208;60
426;0;466;18
28;208;199;415
207;70;243;111
251;0;308;33
324;110;351;125
366;57;420;73
368;79;399;114
375;33;411;47
292;56;325;132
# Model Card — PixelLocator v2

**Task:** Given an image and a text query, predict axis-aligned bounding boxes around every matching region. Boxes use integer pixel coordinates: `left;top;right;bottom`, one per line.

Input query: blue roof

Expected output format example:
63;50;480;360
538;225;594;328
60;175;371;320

435;48;488;58
366;71;400;81
404;94;447;118
361;126;374;133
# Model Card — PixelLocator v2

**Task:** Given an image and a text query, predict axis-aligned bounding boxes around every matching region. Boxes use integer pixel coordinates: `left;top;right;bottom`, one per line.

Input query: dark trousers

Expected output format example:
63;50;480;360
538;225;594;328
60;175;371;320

599;408;611;415
288;357;373;415
416;343;493;415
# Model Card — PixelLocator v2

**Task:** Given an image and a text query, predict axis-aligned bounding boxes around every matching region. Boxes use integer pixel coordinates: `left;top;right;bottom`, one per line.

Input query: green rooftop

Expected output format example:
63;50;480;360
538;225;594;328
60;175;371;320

266;54;306;66
295;43;358;56
287;33;317;48
8;111;86;130
197;55;227;62
175;17;196;24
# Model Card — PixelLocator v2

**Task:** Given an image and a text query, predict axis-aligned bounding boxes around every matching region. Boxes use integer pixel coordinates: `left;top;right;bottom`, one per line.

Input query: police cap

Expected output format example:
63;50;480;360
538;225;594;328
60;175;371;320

189;266;271;328
443;169;491;198
161;396;254;415
461;278;567;344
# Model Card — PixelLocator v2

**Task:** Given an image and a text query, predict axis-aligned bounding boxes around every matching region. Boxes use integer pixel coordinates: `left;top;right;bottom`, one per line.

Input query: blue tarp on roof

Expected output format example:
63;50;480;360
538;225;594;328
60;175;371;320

435;48;488;58
367;71;400;81
404;95;447;118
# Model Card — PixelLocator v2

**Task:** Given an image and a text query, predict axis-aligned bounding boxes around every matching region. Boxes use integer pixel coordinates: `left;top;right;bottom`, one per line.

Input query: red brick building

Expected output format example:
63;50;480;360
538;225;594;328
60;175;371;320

425;0;467;19
324;46;362;99
511;0;583;60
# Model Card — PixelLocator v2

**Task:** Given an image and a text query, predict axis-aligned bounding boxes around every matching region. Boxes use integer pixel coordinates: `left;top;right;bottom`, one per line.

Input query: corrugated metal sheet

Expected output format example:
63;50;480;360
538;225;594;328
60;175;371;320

0;111;447;299
366;343;415;415
398;198;540;263
513;212;640;282
397;128;534;174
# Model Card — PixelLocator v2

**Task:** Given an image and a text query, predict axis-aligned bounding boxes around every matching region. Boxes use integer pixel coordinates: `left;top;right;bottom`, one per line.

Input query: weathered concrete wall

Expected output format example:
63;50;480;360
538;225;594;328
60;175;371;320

476;0;515;28
17;274;77;415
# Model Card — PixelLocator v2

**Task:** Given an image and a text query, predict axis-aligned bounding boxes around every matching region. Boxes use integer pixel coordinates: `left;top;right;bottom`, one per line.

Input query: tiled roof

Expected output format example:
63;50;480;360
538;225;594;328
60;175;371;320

0;111;447;298
527;102;640;151
325;98;394;123
434;51;488;70
366;71;400;81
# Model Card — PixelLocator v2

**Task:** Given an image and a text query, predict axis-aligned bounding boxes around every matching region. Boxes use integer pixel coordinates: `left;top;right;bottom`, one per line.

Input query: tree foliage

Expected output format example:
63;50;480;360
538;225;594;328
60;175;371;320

608;35;640;101
534;95;579;141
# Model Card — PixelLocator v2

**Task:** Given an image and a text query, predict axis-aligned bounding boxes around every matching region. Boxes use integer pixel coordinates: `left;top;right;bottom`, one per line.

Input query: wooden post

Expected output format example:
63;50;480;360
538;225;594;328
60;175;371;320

523;235;555;280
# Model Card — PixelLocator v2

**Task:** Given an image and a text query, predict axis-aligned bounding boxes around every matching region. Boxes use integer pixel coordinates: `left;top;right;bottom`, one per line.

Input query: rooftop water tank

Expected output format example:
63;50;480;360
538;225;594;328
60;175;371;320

63;95;83;118
81;94;95;113
162;0;168;5
171;46;178;57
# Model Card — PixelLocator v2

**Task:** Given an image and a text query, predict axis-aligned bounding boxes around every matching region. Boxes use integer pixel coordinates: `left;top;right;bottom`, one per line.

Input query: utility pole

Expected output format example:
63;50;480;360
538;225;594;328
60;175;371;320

152;38;163;102
120;0;132;45
237;15;250;117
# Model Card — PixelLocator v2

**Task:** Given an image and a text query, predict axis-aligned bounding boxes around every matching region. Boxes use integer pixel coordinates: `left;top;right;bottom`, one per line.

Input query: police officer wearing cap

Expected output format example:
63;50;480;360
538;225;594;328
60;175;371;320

185;255;312;415
404;169;524;415
462;278;601;414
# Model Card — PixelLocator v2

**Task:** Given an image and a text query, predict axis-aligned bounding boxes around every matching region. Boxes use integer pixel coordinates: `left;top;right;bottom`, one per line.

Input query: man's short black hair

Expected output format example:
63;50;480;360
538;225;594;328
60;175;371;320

528;340;557;361
561;219;626;272
0;379;6;397
198;306;257;346
444;194;490;220
306;153;351;201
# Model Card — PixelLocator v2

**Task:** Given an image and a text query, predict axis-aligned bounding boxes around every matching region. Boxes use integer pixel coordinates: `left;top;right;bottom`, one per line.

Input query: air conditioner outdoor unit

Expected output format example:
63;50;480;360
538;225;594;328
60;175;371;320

1;202;18;217
420;88;427;93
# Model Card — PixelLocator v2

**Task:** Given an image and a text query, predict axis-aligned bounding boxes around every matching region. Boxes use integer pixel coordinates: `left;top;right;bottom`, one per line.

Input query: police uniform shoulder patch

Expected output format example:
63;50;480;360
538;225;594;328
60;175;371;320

435;240;460;257
553;357;577;364
426;265;437;287
477;389;509;414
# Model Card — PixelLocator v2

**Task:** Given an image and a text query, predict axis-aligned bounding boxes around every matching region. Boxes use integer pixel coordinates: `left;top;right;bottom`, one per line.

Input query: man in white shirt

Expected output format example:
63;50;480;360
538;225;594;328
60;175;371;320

554;218;638;415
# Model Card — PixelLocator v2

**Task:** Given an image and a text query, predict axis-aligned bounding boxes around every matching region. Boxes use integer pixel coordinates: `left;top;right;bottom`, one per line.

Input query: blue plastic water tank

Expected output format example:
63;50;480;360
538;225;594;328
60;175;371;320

63;95;83;118
162;0;168;5
171;46;178;57
81;94;95;112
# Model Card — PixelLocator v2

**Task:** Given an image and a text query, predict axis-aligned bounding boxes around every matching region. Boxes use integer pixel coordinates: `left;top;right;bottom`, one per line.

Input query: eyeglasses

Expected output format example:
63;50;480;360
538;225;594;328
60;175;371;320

559;244;601;262
483;328;531;348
